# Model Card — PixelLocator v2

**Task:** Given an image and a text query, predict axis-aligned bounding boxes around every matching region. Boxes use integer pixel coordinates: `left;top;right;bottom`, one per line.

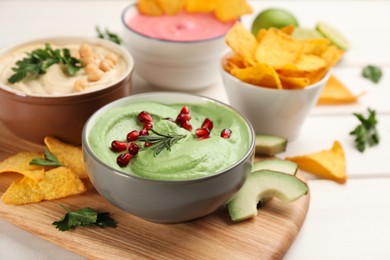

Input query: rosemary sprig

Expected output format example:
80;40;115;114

138;129;186;157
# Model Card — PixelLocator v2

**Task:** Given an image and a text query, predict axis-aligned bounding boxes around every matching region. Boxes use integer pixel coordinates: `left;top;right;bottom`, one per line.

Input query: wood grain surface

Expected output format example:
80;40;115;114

0;122;310;259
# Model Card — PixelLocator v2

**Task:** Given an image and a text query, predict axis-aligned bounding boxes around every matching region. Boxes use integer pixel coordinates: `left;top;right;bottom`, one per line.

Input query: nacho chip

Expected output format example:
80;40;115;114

215;0;253;22
286;141;347;183
321;45;344;68
279;75;310;89
280;25;296;36
157;0;186;15
301;38;330;55
226;22;257;65
44;137;88;179
318;74;366;104
255;28;304;69
186;0;217;13
2;167;86;205
231;63;282;89
137;0;164;16
256;28;267;43
0;152;44;181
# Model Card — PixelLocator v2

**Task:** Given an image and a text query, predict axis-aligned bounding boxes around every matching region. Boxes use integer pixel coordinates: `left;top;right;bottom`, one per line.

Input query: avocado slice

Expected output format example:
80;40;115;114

255;134;287;156
227;170;308;222
252;159;298;175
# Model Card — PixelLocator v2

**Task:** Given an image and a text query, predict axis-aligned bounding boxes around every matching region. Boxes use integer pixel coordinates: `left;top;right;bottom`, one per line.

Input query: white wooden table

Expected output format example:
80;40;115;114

1;1;390;259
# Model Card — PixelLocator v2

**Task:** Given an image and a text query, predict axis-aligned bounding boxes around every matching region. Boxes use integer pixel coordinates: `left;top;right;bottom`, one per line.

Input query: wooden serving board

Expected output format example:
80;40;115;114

0;122;310;259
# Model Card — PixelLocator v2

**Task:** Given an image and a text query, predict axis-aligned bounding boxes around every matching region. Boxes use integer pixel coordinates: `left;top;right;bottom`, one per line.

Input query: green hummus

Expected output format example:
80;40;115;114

88;101;251;180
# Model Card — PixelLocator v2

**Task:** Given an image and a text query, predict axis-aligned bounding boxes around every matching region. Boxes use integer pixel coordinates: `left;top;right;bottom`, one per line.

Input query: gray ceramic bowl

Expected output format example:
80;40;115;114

82;92;255;223
0;37;134;145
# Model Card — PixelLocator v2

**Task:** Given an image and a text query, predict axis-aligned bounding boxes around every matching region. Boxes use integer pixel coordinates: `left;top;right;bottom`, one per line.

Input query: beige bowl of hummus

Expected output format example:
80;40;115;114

0;37;134;145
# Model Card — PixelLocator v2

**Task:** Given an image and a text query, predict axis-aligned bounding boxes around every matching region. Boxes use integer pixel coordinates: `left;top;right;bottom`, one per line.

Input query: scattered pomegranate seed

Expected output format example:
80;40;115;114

201;118;213;131
144;142;152;147
199;135;210;140
137;111;153;123
143;122;153;130
180;106;190;114
111;140;127;152
139;129;149;136
126;130;139;142
195;128;210;138
176;113;191;122
164;117;175;122
117;153;131;167
221;129;232;139
181;120;193;131
128;142;140;156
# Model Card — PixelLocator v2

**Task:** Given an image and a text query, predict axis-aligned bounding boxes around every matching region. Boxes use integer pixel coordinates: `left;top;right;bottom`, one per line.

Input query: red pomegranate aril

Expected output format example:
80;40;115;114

111;140;127;152
126;130;139;142
221;129;232;139
128;142;140;156
176;113;191;122
195;128;210;138
144;142;152;147
201;118;213;131
143;122;153;130
181;120;193;131
116;153;131;167
180;106;190;114
199;135;210;140
137;111;153;123
139;129;149;136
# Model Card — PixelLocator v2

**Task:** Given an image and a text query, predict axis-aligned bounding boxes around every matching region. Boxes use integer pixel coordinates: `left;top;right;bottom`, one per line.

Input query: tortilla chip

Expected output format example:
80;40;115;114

226;22;257;65
157;0;186;15
279;75;310;89
256;28;267;43
301;38;331;55
2;167;86;205
231;63;282;89
255;28;304;69
280;25;295;36
286;141;347;183
185;0;217;13
44;137;88;179
137;0;164;16
321;45;344;68
318;74;366;104
0;152;44;181
215;0;253;22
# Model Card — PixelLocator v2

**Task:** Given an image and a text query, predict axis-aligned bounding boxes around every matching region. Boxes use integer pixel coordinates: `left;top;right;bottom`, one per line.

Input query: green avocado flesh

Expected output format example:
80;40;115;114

252;159;298;175
255;134;287;156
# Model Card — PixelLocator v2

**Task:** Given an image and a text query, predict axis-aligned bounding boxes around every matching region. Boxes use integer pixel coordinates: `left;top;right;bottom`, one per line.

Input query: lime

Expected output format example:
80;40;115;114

251;8;299;36
316;21;350;50
291;27;324;40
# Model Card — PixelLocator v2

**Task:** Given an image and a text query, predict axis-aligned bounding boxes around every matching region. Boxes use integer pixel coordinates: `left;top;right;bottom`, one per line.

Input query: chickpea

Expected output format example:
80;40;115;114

105;53;118;65
85;63;98;74
87;68;104;82
81;54;97;66
79;43;93;58
73;79;88;92
99;59;114;72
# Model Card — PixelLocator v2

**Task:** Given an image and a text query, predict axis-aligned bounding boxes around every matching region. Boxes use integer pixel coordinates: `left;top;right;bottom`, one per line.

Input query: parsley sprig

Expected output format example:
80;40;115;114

96;26;122;45
349;108;380;152
139;129;186;157
8;43;82;84
29;150;63;167
362;65;382;84
53;205;117;231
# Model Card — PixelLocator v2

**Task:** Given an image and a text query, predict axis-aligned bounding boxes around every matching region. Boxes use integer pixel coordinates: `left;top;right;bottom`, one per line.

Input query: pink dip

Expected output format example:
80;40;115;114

127;11;235;42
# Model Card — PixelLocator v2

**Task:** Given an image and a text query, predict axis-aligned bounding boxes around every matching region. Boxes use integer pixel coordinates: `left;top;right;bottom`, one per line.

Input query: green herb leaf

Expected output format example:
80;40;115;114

8;44;82;84
52;205;117;231
349;108;380;152
362;65;383;83
139;129;186;157
29;150;63;167
96;26;122;45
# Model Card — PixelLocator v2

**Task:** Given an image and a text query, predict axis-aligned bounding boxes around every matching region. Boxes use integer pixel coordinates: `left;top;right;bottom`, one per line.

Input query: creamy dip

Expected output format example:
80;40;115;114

0;43;127;96
88;101;251;180
127;11;235;42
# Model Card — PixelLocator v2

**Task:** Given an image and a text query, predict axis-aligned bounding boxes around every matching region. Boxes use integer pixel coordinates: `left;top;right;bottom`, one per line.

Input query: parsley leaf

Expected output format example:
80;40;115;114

362;65;383;83
53;205;117;231
29;150;63;167
96;26;122;45
8;43;82;84
349;108;380;152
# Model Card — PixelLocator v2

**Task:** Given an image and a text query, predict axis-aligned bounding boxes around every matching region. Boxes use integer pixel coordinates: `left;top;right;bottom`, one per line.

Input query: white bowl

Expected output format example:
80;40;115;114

121;3;230;91
221;55;330;141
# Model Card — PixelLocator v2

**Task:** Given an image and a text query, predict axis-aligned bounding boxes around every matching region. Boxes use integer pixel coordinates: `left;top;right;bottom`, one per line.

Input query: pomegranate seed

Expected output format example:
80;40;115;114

139;129;149;136
164;117;175;122
199;135;210;140
181;120;193;131
201;118;213;131
126;130;139;142
128;142;140;156
143;122;153;130
111;140;127;152
137;111;153;123
144;142;152;147
195;128;210;138
176;113;191;122
117;153;131;167
221;129;232;139
180;106;190;114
